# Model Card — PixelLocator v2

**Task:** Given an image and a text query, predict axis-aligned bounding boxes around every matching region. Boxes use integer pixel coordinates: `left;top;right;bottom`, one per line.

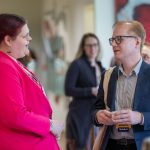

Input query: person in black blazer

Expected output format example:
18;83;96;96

65;33;105;150
93;20;150;150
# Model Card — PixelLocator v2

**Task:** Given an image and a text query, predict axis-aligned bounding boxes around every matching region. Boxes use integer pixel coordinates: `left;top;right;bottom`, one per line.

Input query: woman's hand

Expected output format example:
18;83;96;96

50;119;64;140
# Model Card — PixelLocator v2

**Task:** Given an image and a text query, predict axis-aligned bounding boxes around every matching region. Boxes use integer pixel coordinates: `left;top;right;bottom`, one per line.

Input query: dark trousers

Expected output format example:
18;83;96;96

105;139;137;150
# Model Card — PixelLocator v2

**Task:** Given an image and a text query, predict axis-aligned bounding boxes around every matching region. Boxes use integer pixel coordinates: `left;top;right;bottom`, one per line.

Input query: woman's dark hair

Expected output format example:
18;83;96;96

0;13;26;43
75;33;101;59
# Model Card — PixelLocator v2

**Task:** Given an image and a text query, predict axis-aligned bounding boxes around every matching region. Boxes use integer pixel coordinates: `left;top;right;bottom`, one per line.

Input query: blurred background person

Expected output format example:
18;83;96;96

141;43;150;64
18;47;38;73
0;13;63;150
65;33;105;150
27;48;38;73
42;12;67;102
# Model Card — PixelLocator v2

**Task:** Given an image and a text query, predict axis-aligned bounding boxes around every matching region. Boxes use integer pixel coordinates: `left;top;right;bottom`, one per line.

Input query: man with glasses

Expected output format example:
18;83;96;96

93;20;150;150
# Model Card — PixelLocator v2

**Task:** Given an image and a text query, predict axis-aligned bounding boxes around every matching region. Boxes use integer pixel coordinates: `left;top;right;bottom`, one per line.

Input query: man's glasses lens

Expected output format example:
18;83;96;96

109;36;122;45
109;36;137;46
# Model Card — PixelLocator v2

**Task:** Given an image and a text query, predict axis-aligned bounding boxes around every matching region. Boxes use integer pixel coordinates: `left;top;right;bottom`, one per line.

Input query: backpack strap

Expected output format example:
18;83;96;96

103;67;115;110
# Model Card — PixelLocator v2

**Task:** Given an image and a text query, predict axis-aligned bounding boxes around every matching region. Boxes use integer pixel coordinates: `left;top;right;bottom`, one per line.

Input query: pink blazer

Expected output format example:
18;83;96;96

0;51;60;150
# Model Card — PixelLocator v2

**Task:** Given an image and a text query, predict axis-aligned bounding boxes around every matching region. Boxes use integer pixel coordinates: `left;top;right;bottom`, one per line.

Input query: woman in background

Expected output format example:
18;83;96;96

65;33;105;150
0;13;63;150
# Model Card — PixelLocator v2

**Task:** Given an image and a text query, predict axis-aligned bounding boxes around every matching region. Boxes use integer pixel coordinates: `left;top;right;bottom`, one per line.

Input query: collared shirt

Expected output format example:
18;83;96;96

110;58;142;140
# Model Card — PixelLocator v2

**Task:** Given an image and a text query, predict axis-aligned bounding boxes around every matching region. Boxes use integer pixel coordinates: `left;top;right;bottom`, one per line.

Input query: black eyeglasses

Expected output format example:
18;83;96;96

109;35;137;46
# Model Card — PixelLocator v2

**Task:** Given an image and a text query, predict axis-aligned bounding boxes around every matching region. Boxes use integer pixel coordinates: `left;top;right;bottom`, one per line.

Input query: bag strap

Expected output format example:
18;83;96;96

92;67;115;150
103;67;115;110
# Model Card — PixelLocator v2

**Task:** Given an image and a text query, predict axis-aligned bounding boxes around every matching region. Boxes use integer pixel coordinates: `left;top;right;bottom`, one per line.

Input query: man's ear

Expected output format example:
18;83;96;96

136;37;142;46
4;35;12;46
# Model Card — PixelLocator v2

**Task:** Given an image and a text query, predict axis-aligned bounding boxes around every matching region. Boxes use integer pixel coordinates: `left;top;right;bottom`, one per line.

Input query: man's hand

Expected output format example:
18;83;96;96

96;109;114;125
112;109;142;125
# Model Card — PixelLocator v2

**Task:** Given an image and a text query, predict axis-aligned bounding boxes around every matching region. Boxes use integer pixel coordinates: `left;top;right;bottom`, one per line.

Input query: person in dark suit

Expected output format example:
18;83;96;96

93;20;150;150
65;33;105;150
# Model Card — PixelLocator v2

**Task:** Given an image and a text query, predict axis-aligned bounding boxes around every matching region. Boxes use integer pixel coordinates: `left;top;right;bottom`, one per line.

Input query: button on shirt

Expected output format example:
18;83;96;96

110;58;142;140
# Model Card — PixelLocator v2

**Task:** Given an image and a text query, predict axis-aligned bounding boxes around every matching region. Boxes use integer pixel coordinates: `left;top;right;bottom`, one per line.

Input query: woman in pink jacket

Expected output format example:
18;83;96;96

0;13;63;150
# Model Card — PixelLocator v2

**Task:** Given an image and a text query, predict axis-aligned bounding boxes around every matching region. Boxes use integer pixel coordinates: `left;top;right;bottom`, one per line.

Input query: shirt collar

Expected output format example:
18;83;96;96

119;58;142;76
